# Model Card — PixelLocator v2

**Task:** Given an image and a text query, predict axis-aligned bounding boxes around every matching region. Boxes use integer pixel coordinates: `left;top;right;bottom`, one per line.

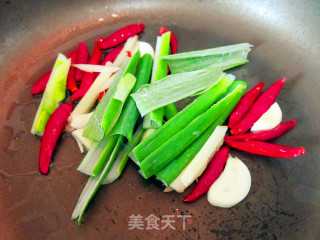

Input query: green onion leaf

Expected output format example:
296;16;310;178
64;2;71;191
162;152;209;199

132;68;224;117
159;43;253;74
143;32;171;129
131;74;234;163
77;135;117;176
138;83;243;179
101;73;137;136
156;81;248;186
110;54;153;143
83;51;140;141
102;125;144;185
77;73;136;176
72;135;124;224
164;104;178;120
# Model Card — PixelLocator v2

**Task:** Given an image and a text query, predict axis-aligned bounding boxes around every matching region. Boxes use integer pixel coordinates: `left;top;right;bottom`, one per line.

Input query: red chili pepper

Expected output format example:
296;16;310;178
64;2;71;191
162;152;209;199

30;71;51;95
39;102;73;174
97;24;145;49
98;89;108;101
159;27;178;54
70;44;102;101
225;120;296;142
183;146;230;203
101;46;124;65
75;42;89;82
228;82;264;129
224;138;305;158
66;50;78;93
231;78;286;135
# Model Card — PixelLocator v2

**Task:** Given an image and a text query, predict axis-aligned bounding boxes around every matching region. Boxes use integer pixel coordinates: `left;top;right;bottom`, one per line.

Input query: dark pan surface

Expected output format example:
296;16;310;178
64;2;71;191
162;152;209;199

0;0;320;239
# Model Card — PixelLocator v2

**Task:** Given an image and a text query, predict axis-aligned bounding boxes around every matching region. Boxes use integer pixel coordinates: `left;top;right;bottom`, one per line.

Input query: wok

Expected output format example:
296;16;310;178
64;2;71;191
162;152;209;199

0;0;319;239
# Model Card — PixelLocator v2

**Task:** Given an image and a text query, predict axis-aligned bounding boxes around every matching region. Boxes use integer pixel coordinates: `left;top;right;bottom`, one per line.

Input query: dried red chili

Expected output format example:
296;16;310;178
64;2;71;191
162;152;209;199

183;146;230;202
228;82;264;129
101;46;124;65
97;24;145;49
231;78;286;135
70;44;102;101
30;71;51;95
39;102;73;174
224;138;305;158
225;120;296;142
66;50;78;93
75;42;89;82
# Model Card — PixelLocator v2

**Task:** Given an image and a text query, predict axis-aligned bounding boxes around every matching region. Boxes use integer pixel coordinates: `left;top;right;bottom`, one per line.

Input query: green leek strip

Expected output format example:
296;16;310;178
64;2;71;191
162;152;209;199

188;74;234;97
156;81;248;186
160;43;253;74
110;54;153;143
72;36;138;116
143;32;171;129
72;135;124;224
150;35;170;83
83;50;141;141
102;73;137;135
31;54;71;136
77;74;136;176
164;104;178;120
132;68;224;117
139;85;243;179
78;55;150;177
77;135;117;176
131;75;234;163
102;125;144;185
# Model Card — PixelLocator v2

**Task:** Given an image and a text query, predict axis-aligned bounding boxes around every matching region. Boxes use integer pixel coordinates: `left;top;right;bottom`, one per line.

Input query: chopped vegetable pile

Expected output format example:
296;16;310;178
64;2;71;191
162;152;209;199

29;24;305;225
